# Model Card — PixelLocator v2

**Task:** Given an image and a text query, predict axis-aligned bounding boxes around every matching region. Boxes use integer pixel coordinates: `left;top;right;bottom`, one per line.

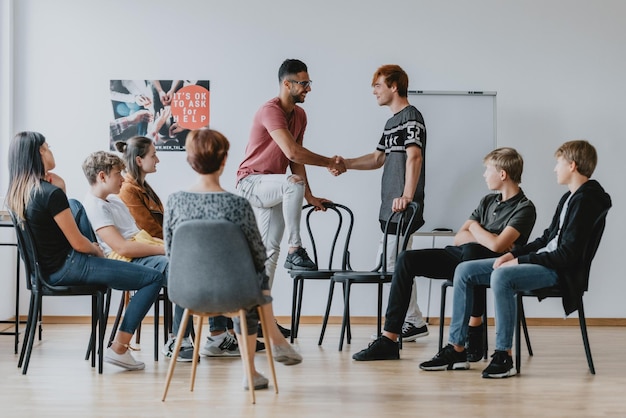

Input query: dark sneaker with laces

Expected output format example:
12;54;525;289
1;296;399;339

466;325;485;362
401;322;429;342
419;344;470;371
258;321;291;339
482;350;517;378
284;247;318;271
352;336;400;361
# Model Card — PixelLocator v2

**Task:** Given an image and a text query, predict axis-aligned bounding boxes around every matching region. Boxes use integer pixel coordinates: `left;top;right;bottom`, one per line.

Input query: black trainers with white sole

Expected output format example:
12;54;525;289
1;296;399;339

481;350;517;378
419;344;470;371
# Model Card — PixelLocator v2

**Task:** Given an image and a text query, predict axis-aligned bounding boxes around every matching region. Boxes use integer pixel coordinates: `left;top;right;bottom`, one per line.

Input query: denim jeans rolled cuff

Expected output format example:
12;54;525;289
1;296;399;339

233;308;259;336
209;315;233;332
172;304;193;337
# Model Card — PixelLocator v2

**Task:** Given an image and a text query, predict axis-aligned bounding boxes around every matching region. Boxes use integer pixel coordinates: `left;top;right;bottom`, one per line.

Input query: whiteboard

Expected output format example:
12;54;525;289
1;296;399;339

409;91;497;232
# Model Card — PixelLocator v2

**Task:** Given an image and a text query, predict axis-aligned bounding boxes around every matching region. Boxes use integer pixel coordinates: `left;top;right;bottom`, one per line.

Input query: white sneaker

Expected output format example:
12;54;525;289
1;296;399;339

200;332;240;357
104;347;145;371
162;336;195;362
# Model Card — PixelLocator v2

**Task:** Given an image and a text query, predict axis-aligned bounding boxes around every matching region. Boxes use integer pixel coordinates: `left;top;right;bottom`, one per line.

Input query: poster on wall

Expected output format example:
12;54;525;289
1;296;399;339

109;80;210;151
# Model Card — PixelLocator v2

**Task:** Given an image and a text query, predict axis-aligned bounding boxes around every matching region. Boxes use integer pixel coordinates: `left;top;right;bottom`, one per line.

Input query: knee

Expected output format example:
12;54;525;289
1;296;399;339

490;270;507;291
453;263;471;285
287;174;305;185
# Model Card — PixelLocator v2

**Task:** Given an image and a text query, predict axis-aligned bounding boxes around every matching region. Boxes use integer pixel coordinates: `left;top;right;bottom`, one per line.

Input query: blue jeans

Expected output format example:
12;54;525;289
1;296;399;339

130;255;192;339
449;258;558;351
48;200;164;335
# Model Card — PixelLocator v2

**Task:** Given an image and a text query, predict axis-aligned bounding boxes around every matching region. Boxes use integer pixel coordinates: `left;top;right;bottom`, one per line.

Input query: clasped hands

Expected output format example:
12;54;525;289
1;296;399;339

328;156;347;176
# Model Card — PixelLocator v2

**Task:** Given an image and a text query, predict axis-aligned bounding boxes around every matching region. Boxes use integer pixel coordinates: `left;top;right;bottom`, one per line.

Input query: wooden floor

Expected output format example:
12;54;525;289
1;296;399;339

1;321;625;417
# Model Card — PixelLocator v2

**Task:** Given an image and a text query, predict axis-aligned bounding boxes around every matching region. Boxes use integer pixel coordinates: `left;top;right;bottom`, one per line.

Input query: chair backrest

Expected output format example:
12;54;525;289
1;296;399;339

168;219;268;313
578;207;610;292
10;211;45;293
379;202;420;273
302;202;354;270
10;210;101;294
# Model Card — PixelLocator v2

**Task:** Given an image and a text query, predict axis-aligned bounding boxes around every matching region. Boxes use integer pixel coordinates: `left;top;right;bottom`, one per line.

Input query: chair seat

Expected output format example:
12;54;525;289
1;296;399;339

39;284;108;296
332;271;391;283
289;269;339;279
518;285;561;298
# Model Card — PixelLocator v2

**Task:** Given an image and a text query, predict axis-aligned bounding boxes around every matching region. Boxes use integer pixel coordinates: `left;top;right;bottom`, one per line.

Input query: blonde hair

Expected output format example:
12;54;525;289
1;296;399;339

483;147;524;184
555;140;597;178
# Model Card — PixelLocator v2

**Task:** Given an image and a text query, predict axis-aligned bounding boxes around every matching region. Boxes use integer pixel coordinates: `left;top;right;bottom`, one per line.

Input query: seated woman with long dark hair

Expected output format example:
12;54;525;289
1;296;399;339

6;131;165;371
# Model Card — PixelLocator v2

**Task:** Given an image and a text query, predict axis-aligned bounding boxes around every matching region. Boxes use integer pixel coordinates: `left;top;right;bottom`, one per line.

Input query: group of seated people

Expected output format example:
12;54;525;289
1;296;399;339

352;139;611;380
6;129;611;386
6;129;301;391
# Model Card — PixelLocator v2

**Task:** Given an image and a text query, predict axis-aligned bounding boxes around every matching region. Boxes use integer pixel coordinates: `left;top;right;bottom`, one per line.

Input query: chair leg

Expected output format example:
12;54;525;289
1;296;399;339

577;302;595;374
22;294;42;374
162;308;192;402
100;288;112;351
37;303;43;341
89;294;97;368
481;311;488;360
515;293;522;374
154;296;160;361
190;314;204;392
290;278;298;343
344;282;352;343
438;282;449;351
238;310;256;404
338;281;352;351
519;299;533;356
257;306;278;394
295;278;305;341
318;279;336;346
18;294;36;369
98;291;107;374
376;282;384;339
108;292;126;348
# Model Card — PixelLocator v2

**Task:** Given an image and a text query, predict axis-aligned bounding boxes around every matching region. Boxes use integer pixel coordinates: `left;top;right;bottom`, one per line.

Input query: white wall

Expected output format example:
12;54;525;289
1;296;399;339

1;0;624;321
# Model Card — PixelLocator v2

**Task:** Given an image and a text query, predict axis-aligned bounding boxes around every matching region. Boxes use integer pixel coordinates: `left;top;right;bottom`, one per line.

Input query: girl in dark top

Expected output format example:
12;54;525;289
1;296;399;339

6;131;164;371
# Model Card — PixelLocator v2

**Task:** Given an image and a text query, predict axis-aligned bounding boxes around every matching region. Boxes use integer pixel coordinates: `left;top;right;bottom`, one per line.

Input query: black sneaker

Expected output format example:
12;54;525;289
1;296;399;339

482;350;517;378
258;320;291;339
352;336;400;361
276;322;291;338
401;322;429;342
419;344;470;371
284;247;318;271
466;325;485;362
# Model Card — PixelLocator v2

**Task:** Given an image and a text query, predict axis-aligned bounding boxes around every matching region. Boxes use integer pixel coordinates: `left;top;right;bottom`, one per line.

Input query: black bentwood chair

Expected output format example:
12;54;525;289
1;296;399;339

319;202;419;351
10;212;109;375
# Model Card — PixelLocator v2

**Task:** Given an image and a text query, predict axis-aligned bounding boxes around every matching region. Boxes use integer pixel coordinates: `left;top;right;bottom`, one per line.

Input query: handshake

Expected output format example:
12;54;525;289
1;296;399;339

328;156;347;176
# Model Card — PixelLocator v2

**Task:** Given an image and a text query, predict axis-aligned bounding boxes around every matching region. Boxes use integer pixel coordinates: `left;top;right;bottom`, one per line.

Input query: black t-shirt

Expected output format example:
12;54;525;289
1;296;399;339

25;181;72;276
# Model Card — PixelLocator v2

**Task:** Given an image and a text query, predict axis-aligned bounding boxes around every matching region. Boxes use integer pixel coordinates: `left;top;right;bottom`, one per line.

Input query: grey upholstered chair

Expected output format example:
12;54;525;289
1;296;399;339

161;219;278;404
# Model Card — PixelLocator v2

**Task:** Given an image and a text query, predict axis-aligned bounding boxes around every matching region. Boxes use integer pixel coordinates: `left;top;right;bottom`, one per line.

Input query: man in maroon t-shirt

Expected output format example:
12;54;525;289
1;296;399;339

236;59;345;309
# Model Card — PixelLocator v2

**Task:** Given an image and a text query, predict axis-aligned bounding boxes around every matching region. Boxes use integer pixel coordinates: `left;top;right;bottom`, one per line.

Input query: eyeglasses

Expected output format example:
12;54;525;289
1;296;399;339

289;79;312;89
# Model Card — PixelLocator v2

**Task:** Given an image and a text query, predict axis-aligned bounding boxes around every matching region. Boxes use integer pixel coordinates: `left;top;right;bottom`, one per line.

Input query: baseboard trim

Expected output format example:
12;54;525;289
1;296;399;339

16;315;626;327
